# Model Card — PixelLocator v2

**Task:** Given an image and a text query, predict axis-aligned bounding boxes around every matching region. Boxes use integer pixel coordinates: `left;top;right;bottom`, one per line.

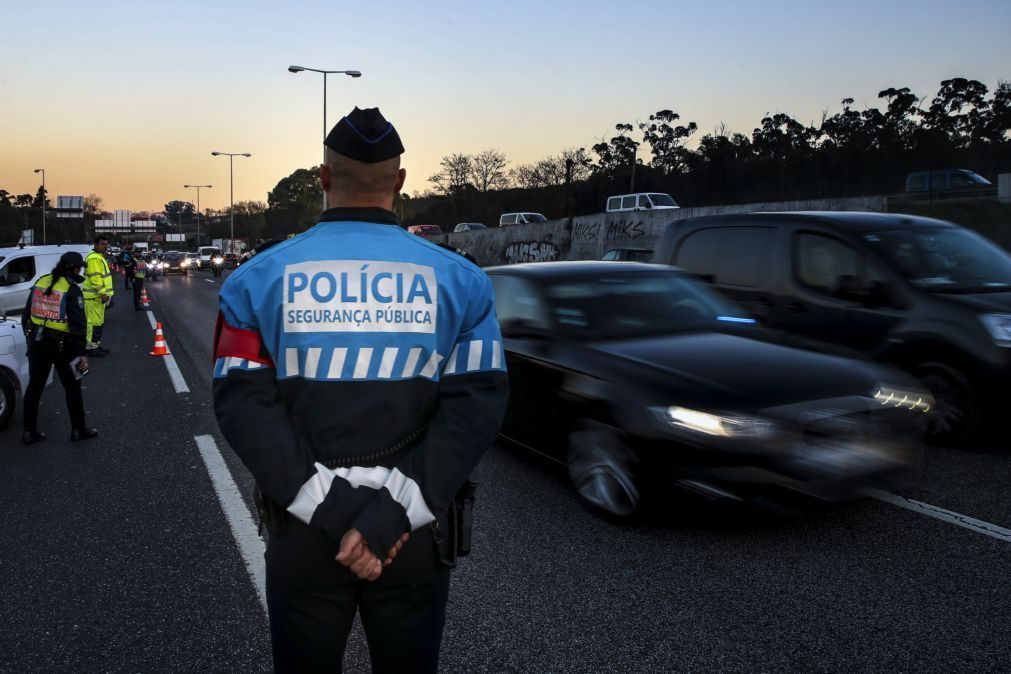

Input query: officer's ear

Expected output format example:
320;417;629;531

394;168;406;194
319;163;331;193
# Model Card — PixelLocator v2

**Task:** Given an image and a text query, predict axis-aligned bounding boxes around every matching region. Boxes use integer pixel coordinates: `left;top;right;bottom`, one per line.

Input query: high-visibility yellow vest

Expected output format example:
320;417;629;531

134;261;147;278
29;275;73;333
83;250;113;301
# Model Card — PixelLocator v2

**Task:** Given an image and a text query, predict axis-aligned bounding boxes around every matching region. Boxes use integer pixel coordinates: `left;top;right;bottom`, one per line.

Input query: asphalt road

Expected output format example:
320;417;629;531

1;267;1009;673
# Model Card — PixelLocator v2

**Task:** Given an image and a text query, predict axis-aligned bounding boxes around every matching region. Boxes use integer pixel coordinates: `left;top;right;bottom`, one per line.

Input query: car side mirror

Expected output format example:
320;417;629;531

500;317;551;340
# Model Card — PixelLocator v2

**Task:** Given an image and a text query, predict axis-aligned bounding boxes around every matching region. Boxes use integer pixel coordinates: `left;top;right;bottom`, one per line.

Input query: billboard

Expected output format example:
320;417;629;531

56;195;84;218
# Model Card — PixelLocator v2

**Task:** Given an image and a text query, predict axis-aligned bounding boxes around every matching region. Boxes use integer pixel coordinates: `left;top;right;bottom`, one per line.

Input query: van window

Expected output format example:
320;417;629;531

674;227;774;287
607;198;620;211
795;233;883;296
908;175;927;190
0;256;35;286
649;193;678;207
621;196;636;209
501;214;517;225
638;195;651;209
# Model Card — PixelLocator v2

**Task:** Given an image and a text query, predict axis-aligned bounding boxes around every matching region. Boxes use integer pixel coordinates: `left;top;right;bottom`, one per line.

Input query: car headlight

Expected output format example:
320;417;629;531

871;385;932;413
979;313;1011;348
181;259;190;267
650;405;775;438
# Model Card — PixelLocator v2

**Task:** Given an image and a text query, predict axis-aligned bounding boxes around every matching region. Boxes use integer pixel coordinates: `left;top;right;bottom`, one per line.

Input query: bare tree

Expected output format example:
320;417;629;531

427;153;474;194
469;149;511;192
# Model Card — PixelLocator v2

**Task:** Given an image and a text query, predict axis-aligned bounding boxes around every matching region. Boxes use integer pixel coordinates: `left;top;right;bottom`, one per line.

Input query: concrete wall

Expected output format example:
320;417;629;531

443;195;886;267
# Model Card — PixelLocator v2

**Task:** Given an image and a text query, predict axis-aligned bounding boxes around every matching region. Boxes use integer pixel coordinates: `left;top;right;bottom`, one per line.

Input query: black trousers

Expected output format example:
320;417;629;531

133;278;145;309
266;516;450;674
23;333;86;433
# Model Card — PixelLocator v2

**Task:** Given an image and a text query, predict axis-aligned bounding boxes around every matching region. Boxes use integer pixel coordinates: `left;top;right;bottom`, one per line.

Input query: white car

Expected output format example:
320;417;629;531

0;315;31;429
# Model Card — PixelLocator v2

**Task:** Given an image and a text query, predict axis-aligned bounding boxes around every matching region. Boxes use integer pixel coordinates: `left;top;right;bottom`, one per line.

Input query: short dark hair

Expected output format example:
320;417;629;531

93;235;109;245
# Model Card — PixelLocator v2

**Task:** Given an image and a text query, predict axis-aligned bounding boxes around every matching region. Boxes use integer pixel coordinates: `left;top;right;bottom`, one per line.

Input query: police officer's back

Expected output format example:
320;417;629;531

212;107;508;673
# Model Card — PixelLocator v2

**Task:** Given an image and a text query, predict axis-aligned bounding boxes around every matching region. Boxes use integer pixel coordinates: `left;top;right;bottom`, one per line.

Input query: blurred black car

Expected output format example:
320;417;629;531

487;262;927;517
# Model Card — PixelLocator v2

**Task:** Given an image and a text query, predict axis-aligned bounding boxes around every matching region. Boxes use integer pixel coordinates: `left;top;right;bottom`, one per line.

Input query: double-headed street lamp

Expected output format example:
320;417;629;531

184;184;212;248
288;65;361;209
33;168;46;244
210;152;251;254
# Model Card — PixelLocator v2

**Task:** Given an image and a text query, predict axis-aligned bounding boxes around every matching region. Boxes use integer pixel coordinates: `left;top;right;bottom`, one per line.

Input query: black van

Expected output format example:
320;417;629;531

654;211;1011;443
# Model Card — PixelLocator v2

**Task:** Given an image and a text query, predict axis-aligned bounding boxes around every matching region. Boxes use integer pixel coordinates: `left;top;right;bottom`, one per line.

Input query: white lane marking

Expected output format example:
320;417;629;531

205;279;216;283
148;311;190;393
868;489;1011;544
163;354;191;394
194;435;267;612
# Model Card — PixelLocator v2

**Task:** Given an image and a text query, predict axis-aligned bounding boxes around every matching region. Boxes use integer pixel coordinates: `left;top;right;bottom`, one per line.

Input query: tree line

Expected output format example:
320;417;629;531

5;76;1007;245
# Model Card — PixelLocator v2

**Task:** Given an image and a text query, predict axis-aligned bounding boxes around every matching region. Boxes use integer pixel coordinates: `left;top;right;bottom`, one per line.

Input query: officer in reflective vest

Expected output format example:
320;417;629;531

83;235;114;357
133;256;147;310
21;251;98;445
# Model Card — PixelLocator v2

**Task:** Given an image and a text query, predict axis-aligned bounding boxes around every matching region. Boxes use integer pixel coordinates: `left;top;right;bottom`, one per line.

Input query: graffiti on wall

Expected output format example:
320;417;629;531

572;222;600;242
503;240;560;264
605;219;646;241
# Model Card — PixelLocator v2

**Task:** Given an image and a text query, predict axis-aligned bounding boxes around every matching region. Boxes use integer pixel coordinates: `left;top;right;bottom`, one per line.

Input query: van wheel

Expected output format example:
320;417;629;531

567;422;641;518
0;372;16;430
913;362;978;446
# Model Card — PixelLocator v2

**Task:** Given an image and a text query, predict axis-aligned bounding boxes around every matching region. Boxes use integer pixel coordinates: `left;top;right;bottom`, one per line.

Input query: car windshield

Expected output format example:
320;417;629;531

863;226;1011;292
542;269;754;340
164;252;183;260
526;214;547;223
649;194;678;207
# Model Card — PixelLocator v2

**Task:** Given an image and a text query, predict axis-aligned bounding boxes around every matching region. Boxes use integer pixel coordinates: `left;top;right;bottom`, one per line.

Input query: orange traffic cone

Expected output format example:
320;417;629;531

150;322;170;357
140;287;151;307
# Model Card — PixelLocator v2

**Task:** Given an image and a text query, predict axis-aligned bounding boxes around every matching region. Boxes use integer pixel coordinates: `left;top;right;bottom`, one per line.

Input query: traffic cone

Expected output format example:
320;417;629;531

150;322;170;357
140;287;151;307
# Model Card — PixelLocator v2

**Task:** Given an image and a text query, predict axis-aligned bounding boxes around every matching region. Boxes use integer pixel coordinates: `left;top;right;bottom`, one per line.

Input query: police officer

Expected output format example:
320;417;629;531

22;251;98;444
120;244;136;289
83;235;114;357
133;255;147;310
213;107;509;673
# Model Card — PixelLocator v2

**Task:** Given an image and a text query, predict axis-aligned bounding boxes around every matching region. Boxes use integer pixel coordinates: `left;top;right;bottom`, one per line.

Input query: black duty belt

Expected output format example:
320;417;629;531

319;422;430;469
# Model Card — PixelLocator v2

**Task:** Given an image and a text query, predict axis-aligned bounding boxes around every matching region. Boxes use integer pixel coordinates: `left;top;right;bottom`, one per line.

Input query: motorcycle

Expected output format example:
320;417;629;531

212;256;224;277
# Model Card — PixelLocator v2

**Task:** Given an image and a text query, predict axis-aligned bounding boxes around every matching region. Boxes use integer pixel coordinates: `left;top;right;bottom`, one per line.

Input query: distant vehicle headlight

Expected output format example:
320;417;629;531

979;313;1011;348
213;256;224;264
871;385;932;413
181;259;191;267
651;405;775;438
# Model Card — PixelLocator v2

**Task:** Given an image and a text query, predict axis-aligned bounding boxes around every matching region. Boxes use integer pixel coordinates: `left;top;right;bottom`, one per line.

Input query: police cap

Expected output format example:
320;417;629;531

324;107;404;163
60;251;85;268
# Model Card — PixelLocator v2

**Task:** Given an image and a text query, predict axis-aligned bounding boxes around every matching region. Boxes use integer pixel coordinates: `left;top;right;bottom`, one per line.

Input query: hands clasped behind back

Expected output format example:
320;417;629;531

336;529;411;581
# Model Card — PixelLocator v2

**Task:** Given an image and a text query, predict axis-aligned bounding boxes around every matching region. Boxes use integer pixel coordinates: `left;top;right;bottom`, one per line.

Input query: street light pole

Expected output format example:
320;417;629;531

210;152;251;254
288;65;361;210
184;184;212;248
33;168;46;244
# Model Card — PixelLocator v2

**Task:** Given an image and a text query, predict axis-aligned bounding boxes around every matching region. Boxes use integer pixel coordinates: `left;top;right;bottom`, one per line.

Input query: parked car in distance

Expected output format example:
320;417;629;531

606;193;679;213
654;211;1011;444
601;248;654;262
487;261;924;517
0;243;93;316
500;212;547;226
905;169;991;192
407;224;443;239
0;314;31;428
454;223;487;233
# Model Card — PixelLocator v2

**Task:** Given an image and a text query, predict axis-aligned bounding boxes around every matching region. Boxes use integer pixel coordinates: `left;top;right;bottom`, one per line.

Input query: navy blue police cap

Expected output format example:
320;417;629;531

324;107;404;163
60;251;85;268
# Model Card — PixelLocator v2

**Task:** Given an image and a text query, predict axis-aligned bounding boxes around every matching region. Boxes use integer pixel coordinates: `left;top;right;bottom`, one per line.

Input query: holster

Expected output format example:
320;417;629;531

253;486;287;538
432;480;478;568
